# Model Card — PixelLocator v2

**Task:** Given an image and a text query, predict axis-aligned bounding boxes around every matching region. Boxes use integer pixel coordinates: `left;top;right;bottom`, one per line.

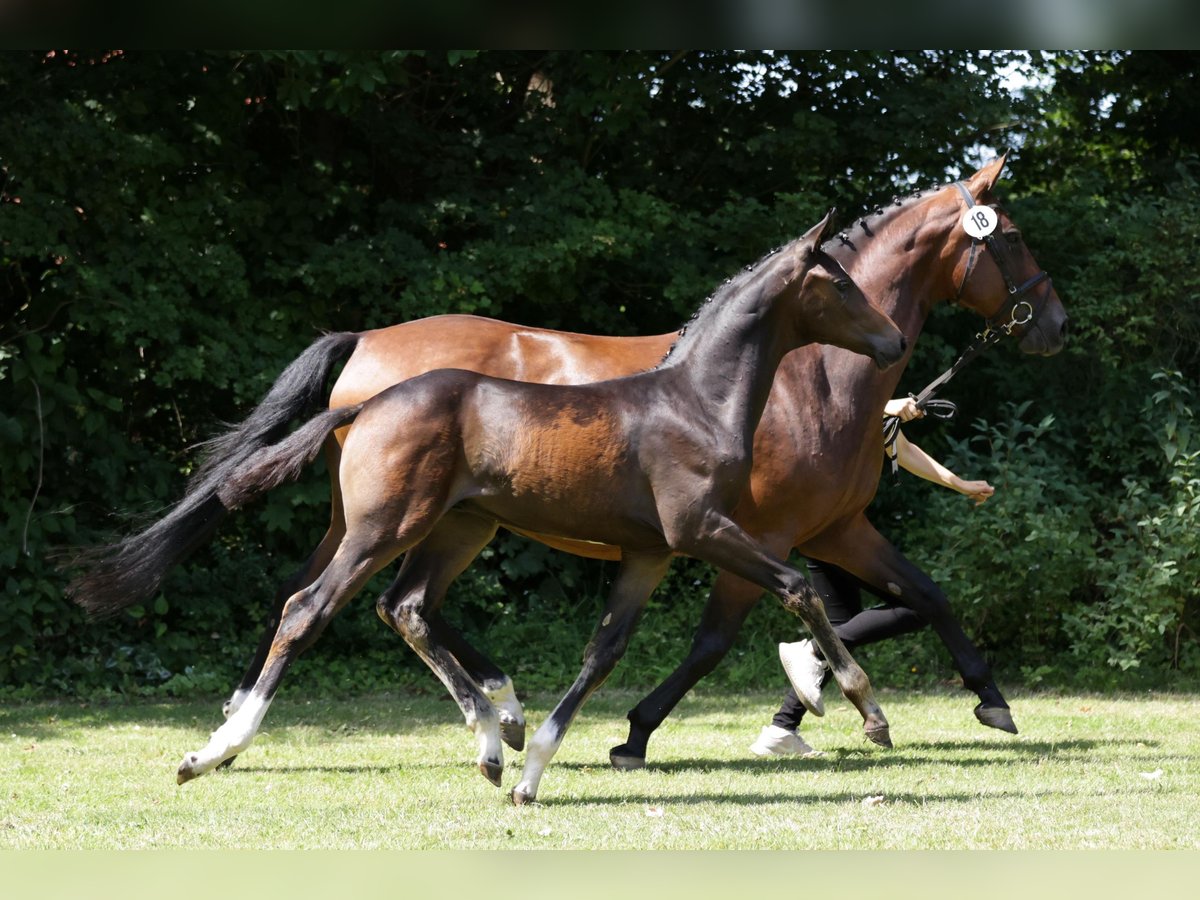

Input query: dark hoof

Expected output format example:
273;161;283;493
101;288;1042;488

609;744;646;770
509;788;536;806
500;719;526;752
176;754;200;785
975;703;1019;734
479;759;503;787
865;725;892;749
217;755;238;770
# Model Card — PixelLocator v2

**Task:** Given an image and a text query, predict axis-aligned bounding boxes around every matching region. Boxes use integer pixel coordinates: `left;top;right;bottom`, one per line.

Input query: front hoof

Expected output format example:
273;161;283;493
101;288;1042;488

975;703;1019;734
509;788;536;806
864;725;892;749
217;754;238;770
500;718;526;752
177;753;202;785
479;759;504;787
609;744;646;771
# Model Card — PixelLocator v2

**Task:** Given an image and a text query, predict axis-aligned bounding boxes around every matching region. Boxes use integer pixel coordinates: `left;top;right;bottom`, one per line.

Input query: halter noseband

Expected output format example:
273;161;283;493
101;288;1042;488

951;181;1052;340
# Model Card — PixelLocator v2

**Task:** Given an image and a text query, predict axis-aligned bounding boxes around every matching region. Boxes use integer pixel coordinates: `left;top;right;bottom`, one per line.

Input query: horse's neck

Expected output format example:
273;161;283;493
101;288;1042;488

808;235;945;426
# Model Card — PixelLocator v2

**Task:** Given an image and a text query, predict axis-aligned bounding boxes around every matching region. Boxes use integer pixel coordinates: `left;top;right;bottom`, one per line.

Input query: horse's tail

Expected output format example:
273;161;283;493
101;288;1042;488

66;332;361;619
217;404;364;510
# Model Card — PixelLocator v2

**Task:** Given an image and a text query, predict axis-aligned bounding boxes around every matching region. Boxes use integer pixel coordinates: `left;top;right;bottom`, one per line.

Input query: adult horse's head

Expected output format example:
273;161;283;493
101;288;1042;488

783;210;908;370
943;155;1069;356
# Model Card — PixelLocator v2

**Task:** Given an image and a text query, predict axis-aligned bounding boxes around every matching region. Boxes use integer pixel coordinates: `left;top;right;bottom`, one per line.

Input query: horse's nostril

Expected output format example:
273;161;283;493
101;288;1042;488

899;335;909;354
1060;318;1069;339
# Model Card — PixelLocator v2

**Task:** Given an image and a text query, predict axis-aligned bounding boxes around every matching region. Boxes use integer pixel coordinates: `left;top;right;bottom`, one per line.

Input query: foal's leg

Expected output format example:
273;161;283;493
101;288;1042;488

813;518;1016;734
177;533;403;783
674;514;890;747
376;510;517;785
381;509;523;749
430;617;526;751
511;551;672;805
223;440;346;721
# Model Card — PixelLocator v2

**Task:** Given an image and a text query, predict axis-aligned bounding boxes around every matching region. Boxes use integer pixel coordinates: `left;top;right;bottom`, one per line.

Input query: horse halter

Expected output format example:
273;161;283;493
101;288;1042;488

882;181;1055;474
951;181;1052;341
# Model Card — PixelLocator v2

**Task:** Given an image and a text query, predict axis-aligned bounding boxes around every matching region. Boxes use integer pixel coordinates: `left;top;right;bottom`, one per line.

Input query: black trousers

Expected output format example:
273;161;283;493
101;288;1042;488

772;560;926;732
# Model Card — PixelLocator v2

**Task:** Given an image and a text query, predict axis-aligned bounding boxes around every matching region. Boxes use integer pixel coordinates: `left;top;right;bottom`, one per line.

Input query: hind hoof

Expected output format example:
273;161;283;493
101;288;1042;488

609;744;646;770
479;759;504;787
500;718;526;752
975;703;1018;734
865;725;892;748
509;788;536;806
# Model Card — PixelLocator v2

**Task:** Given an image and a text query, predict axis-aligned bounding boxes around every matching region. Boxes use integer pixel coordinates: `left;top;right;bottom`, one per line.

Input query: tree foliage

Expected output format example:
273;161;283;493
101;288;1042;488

1;50;1196;697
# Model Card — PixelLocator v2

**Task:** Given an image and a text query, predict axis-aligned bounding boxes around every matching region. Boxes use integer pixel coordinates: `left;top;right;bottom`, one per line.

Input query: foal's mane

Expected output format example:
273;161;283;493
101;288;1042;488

656;182;946;368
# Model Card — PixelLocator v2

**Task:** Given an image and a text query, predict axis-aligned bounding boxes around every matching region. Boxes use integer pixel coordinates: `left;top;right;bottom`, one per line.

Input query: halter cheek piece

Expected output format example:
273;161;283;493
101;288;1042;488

882;181;1054;473
951;181;1052;340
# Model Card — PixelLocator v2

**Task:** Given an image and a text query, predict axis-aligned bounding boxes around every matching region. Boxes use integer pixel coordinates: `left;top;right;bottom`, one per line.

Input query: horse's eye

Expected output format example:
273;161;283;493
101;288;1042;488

1005;231;1023;246
835;279;851;294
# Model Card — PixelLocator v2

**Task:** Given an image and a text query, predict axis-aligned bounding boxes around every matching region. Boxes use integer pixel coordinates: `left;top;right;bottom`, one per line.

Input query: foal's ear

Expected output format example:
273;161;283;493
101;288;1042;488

964;152;1008;199
800;208;838;259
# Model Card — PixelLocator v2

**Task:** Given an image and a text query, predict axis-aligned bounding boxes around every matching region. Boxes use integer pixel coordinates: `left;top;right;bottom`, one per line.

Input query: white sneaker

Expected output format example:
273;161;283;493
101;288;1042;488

749;724;822;758
779;639;827;717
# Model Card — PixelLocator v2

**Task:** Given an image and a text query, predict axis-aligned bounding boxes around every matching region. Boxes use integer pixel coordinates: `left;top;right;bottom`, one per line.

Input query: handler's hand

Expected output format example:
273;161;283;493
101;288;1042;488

884;397;924;422
959;480;995;506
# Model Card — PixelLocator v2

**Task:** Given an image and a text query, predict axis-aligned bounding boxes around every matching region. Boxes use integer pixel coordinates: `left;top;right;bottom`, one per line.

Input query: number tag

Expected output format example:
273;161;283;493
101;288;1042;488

961;206;998;239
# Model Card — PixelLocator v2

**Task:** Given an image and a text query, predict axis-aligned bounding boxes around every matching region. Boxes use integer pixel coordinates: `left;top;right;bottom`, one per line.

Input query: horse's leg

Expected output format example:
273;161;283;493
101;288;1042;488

375;512;519;785
510;551;671;805
812;517;1017;734
223;438;346;721
674;514;890;747
177;532;403;783
610;570;763;769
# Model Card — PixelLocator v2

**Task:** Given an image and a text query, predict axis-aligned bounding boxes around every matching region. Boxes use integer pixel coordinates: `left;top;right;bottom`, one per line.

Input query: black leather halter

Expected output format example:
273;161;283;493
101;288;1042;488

882;181;1054;473
951;181;1052;337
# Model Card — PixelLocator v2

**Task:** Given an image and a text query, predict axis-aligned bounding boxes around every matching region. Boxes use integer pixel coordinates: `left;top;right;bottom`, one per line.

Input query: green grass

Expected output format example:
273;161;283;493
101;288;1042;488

2;688;1197;849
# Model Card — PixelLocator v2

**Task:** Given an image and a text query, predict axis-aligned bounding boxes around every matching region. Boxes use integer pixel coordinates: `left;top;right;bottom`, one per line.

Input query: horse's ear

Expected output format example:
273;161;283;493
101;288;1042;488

964;153;1008;198
801;208;838;257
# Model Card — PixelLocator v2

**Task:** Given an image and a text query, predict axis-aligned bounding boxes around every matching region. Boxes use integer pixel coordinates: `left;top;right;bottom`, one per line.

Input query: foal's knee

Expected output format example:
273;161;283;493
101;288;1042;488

779;572;821;618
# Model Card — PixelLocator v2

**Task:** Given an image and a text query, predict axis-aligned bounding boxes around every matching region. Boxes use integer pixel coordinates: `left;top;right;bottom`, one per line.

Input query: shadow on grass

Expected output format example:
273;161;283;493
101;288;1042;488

538;783;1168;809
0;696;454;741
547;737;1166;776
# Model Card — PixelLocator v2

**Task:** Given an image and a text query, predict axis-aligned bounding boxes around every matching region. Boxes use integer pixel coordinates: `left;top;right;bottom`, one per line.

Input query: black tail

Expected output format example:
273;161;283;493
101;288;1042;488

66;332;361;618
217;404;364;511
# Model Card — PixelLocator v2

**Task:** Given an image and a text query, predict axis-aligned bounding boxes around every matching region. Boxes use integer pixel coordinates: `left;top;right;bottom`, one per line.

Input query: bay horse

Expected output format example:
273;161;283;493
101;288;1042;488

160;211;905;803
69;157;1067;771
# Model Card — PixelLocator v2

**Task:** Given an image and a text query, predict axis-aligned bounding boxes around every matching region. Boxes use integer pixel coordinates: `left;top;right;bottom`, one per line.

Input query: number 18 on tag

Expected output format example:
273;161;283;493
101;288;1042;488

962;205;998;239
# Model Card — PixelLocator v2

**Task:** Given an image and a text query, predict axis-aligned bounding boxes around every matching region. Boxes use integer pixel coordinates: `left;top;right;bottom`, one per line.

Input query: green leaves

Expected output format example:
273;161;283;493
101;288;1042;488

1;51;1197;697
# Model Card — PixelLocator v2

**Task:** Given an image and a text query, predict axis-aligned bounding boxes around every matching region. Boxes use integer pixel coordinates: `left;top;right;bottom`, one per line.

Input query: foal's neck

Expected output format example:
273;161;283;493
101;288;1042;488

657;254;797;441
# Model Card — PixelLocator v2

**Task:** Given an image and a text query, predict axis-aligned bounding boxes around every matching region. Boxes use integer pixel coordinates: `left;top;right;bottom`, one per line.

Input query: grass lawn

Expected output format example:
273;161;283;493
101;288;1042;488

2;687;1197;850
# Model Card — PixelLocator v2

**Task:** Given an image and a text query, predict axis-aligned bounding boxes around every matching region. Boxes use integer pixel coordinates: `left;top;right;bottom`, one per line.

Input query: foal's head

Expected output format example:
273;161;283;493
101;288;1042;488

780;210;907;370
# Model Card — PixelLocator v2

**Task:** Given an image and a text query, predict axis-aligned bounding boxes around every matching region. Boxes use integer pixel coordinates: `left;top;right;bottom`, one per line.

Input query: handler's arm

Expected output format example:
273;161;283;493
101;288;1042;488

893;432;995;505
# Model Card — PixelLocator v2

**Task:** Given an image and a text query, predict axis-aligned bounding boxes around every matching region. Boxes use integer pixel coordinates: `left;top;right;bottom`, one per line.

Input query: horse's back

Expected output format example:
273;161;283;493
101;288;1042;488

330;314;673;409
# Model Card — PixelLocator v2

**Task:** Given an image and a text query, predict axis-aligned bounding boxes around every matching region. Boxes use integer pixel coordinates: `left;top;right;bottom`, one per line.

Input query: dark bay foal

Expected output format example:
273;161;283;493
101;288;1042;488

174;211;906;803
